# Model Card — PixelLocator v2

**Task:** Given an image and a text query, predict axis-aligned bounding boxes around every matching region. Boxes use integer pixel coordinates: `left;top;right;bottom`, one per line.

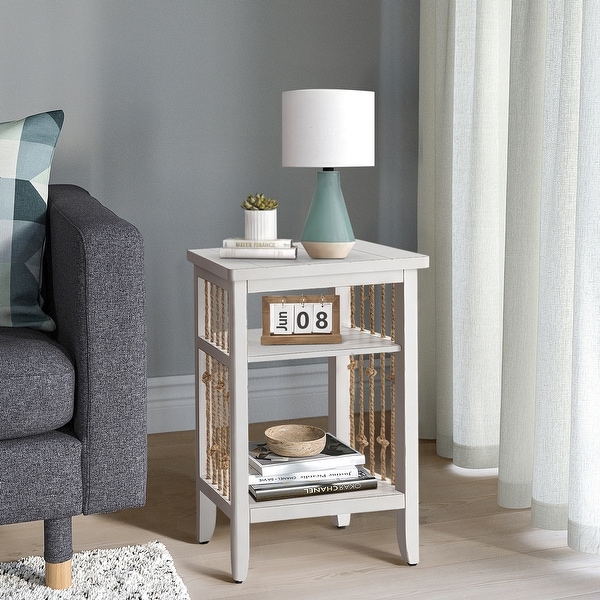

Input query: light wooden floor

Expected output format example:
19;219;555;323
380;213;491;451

2;424;600;599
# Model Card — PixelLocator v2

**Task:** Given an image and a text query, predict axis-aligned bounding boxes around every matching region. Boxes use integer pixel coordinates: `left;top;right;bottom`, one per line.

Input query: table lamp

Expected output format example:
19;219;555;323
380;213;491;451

282;89;375;259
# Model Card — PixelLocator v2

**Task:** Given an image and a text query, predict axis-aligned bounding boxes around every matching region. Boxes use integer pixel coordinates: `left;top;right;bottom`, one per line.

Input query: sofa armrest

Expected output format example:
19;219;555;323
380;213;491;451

44;184;147;515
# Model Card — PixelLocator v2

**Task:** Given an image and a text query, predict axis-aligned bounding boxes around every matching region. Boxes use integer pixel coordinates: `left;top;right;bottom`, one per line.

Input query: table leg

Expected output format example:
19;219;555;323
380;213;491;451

230;514;250;583
395;272;420;565
333;514;351;528
230;280;250;583
197;489;216;543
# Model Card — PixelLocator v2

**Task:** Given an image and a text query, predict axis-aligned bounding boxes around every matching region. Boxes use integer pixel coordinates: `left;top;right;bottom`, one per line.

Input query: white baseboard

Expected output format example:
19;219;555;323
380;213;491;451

147;363;329;434
147;374;196;434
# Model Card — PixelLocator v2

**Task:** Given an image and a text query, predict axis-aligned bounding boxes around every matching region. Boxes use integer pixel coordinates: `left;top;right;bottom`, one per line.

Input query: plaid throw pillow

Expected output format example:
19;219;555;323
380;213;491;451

0;110;64;330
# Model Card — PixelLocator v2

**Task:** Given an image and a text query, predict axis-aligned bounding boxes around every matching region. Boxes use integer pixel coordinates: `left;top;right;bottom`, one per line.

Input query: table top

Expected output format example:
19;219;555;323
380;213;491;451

187;240;428;286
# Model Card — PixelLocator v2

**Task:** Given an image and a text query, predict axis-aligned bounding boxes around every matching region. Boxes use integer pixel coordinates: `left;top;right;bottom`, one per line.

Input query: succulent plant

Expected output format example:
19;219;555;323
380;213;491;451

241;193;278;210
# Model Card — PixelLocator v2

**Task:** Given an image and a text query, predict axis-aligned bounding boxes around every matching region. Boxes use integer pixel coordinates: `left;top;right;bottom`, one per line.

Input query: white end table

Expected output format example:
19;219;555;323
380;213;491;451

187;240;429;582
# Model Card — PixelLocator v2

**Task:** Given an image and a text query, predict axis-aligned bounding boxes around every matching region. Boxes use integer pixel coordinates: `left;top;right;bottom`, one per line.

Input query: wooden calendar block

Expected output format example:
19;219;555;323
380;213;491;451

261;295;341;345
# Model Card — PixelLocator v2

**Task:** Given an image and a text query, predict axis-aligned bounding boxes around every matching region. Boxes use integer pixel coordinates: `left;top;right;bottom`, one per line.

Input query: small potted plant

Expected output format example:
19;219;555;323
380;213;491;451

242;193;278;240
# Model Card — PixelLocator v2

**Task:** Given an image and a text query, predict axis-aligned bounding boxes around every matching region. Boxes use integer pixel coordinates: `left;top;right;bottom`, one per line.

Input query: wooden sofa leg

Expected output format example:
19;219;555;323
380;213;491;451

45;559;72;589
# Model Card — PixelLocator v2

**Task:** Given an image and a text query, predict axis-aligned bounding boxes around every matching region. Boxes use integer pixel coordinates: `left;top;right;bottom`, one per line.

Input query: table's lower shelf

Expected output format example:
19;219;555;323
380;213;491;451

249;479;405;523
198;477;405;524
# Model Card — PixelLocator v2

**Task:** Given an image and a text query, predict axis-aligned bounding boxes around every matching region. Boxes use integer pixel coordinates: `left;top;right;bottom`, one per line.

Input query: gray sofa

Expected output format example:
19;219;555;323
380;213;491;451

0;185;147;589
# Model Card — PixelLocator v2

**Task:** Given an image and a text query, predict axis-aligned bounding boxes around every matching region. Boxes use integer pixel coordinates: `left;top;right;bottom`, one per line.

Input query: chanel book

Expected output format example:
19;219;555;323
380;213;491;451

249;466;377;501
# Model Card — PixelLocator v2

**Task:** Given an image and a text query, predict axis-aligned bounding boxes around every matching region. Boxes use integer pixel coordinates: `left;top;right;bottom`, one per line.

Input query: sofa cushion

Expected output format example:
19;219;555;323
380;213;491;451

0;431;83;524
0;110;64;331
0;327;75;440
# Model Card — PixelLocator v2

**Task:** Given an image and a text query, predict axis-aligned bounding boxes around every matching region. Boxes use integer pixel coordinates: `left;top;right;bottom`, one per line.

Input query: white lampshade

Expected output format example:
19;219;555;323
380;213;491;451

282;89;375;168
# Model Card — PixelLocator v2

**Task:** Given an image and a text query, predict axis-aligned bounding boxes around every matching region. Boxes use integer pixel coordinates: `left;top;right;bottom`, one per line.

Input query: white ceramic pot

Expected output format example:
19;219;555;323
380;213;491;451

244;209;277;240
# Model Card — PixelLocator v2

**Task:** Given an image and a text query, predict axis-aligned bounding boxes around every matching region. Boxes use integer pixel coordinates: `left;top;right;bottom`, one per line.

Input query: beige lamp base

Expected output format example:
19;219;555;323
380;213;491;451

301;240;355;259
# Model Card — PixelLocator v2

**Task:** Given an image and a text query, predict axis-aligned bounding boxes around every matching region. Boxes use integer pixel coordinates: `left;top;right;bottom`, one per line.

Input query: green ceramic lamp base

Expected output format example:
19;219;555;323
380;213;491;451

300;170;355;259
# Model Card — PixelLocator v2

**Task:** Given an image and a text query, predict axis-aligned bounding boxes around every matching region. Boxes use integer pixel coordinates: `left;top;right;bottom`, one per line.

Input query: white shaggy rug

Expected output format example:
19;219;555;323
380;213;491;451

0;541;190;599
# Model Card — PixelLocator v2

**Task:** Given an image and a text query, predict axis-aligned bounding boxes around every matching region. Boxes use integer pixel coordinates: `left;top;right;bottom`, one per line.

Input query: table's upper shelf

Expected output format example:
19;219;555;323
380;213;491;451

187;240;429;292
248;326;401;362
197;327;402;364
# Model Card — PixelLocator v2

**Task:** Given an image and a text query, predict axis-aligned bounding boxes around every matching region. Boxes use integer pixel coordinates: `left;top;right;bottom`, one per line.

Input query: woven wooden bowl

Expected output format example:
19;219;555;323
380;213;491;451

265;424;326;457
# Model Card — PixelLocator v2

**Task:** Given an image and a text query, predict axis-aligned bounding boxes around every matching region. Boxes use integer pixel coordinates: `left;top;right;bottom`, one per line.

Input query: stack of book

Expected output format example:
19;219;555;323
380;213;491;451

219;238;297;260
248;433;377;501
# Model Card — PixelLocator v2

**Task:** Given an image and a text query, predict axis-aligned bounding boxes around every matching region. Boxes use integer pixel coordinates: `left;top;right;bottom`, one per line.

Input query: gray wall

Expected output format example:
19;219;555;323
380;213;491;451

2;0;419;380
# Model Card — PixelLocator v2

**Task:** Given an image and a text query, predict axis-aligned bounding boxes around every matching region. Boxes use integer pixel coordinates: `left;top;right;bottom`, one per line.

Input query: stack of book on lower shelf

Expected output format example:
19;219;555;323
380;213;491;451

219;238;297;260
248;433;377;501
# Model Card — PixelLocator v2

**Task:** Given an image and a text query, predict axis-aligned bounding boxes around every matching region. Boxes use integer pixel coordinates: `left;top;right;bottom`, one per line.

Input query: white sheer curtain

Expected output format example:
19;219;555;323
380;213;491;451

418;0;600;554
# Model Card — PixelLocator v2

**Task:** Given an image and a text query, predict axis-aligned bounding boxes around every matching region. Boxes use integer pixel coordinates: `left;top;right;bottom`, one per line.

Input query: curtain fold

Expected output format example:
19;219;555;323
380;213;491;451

568;0;600;552
529;0;580;528
418;0;600;554
451;1;511;469
497;0;545;511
